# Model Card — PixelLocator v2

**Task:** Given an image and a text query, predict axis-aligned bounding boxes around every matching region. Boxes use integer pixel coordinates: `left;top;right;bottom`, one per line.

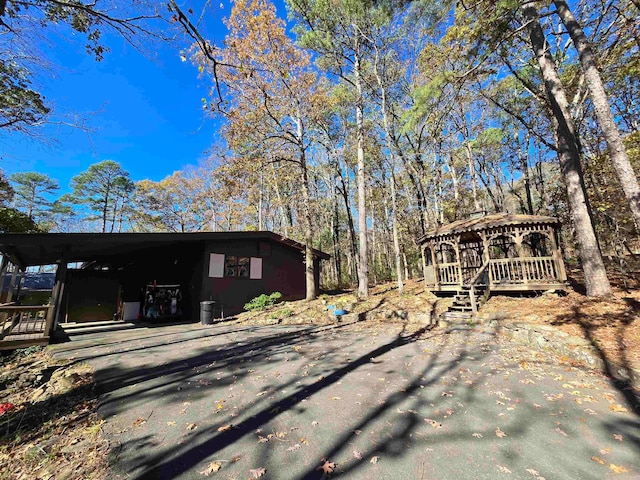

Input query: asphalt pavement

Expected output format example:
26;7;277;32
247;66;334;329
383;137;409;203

50;320;640;480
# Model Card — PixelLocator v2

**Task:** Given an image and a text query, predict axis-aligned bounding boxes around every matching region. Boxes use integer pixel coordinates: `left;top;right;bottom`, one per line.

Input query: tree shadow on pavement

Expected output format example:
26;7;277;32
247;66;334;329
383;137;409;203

66;320;640;480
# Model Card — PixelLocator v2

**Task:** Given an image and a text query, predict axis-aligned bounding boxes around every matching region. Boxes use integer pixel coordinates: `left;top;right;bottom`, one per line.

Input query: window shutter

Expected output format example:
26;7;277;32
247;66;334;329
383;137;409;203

250;257;262;279
209;253;224;278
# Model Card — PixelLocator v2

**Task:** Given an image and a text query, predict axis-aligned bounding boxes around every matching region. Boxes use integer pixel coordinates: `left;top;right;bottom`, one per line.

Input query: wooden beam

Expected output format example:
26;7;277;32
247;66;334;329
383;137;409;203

46;253;68;335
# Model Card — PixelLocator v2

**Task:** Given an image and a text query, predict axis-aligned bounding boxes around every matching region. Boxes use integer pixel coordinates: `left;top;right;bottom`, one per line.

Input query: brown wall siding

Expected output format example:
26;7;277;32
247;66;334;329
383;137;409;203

200;239;306;316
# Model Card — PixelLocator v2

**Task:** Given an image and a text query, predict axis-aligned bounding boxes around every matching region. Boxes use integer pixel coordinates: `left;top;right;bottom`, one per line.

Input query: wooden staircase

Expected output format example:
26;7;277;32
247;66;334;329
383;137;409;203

441;263;490;324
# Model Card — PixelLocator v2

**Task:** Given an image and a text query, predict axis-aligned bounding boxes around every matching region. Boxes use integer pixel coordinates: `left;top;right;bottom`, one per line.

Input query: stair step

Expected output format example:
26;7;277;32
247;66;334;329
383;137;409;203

449;306;474;312
453;299;472;305
443;312;474;319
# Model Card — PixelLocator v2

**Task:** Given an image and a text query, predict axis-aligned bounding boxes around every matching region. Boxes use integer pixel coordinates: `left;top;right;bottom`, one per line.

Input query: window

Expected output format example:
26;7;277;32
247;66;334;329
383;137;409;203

225;256;250;277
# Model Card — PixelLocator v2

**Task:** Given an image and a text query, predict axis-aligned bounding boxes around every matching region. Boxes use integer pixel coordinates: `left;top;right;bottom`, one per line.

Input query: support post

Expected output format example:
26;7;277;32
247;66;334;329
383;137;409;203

549;227;567;282
431;241;439;288
479;232;492;286
0;256;9;304
454;236;463;286
5;264;19;304
46;256;68;336
515;231;528;285
421;245;427;288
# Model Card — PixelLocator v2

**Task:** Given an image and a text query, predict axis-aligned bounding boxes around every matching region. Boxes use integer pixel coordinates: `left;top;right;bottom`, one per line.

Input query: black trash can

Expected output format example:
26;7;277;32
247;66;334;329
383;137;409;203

200;301;215;325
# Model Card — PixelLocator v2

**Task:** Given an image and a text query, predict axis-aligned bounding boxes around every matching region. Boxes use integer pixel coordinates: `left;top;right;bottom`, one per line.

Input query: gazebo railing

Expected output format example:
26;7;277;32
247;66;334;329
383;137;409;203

437;262;459;285
489;256;558;285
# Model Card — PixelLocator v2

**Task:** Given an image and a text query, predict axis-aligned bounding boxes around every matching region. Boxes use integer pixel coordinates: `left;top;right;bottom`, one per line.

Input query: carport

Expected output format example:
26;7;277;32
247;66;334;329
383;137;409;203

0;232;328;349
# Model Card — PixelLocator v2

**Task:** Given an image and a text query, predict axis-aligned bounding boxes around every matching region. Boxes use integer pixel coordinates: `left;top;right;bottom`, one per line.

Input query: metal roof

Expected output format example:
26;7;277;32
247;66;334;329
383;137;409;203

417;213;559;243
0;231;330;267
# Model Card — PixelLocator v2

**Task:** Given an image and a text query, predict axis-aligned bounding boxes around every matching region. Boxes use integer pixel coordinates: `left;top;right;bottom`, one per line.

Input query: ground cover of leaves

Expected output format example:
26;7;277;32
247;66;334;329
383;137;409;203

0;348;109;480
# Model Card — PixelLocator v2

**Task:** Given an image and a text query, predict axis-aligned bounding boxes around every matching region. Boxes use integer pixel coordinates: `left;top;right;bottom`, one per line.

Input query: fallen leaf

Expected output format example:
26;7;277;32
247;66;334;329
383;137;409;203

591;457;605;465
613;433;624;442
311;421;319;426
199;462;222;476
187;423;197;431
300;437;309;445
256;391;267;397
424;418;442;428
330;396;341;400
495;427;507;438
132;418;146;427
257;436;269;443
167;421;176;426
497;465;511;473
353;449;362;460
599;448;611;455
554;427;567;437
472;433;483;438
286;444;301;452
609;464;628;474
230;455;242;463
249;467;266;478
370;456;379;464
217;424;232;432
318;460;336;473
609;404;629;413
526;468;540;476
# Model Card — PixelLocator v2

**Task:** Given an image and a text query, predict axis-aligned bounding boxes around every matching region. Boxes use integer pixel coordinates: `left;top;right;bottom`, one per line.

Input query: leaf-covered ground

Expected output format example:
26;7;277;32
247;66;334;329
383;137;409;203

0;348;109;480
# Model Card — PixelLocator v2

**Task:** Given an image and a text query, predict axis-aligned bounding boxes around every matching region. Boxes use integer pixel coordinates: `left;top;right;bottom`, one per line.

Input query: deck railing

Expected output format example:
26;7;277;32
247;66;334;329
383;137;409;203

489;256;558;285
0;305;53;342
437;262;460;285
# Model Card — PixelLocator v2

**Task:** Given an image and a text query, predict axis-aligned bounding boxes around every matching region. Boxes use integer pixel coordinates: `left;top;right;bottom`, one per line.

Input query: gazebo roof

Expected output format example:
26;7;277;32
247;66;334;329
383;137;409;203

418;213;559;243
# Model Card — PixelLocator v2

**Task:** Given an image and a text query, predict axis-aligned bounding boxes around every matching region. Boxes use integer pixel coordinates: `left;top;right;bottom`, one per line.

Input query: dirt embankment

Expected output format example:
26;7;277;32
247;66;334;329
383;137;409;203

0;349;109;480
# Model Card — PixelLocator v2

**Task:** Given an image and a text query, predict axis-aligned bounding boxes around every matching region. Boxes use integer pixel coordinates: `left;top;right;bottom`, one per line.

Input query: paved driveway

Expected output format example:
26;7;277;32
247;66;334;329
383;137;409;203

51;321;640;480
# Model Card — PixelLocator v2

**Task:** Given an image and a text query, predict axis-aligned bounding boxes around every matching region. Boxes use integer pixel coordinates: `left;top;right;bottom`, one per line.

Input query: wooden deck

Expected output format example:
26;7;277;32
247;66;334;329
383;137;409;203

0;305;53;350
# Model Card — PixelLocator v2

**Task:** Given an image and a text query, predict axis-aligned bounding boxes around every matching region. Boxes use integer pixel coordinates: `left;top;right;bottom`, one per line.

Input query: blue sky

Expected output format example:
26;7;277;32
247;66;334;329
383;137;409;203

0;1;288;193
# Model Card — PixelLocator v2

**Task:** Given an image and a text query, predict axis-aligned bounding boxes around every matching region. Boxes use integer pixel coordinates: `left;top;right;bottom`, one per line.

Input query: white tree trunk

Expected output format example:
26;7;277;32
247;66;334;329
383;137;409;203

524;1;611;297
554;0;640;231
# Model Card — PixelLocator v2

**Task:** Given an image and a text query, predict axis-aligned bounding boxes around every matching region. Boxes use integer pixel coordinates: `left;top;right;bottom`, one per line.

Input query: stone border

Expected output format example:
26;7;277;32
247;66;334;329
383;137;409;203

471;312;640;388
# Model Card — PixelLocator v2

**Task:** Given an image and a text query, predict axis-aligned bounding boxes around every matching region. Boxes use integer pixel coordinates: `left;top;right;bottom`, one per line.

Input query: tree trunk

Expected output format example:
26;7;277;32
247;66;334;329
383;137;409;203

354;42;369;298
390;170;404;293
554;0;640;231
372;46;404;293
524;1;611;296
102;186;110;234
296;113;316;301
465;140;482;212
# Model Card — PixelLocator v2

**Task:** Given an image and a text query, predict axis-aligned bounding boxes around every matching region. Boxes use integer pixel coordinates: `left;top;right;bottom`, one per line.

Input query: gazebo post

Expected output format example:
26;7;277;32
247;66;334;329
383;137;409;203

431;241;439;289
479;232;492;287
421;244;427;288
515;229;528;285
454;235;463;286
549;226;567;282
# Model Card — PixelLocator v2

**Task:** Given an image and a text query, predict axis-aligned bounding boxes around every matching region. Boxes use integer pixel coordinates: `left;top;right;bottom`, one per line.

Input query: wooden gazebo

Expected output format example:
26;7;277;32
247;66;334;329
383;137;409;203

418;213;567;313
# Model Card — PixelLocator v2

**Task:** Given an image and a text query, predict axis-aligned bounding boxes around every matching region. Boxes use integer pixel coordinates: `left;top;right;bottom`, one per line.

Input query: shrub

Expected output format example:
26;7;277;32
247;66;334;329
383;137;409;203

244;292;283;312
